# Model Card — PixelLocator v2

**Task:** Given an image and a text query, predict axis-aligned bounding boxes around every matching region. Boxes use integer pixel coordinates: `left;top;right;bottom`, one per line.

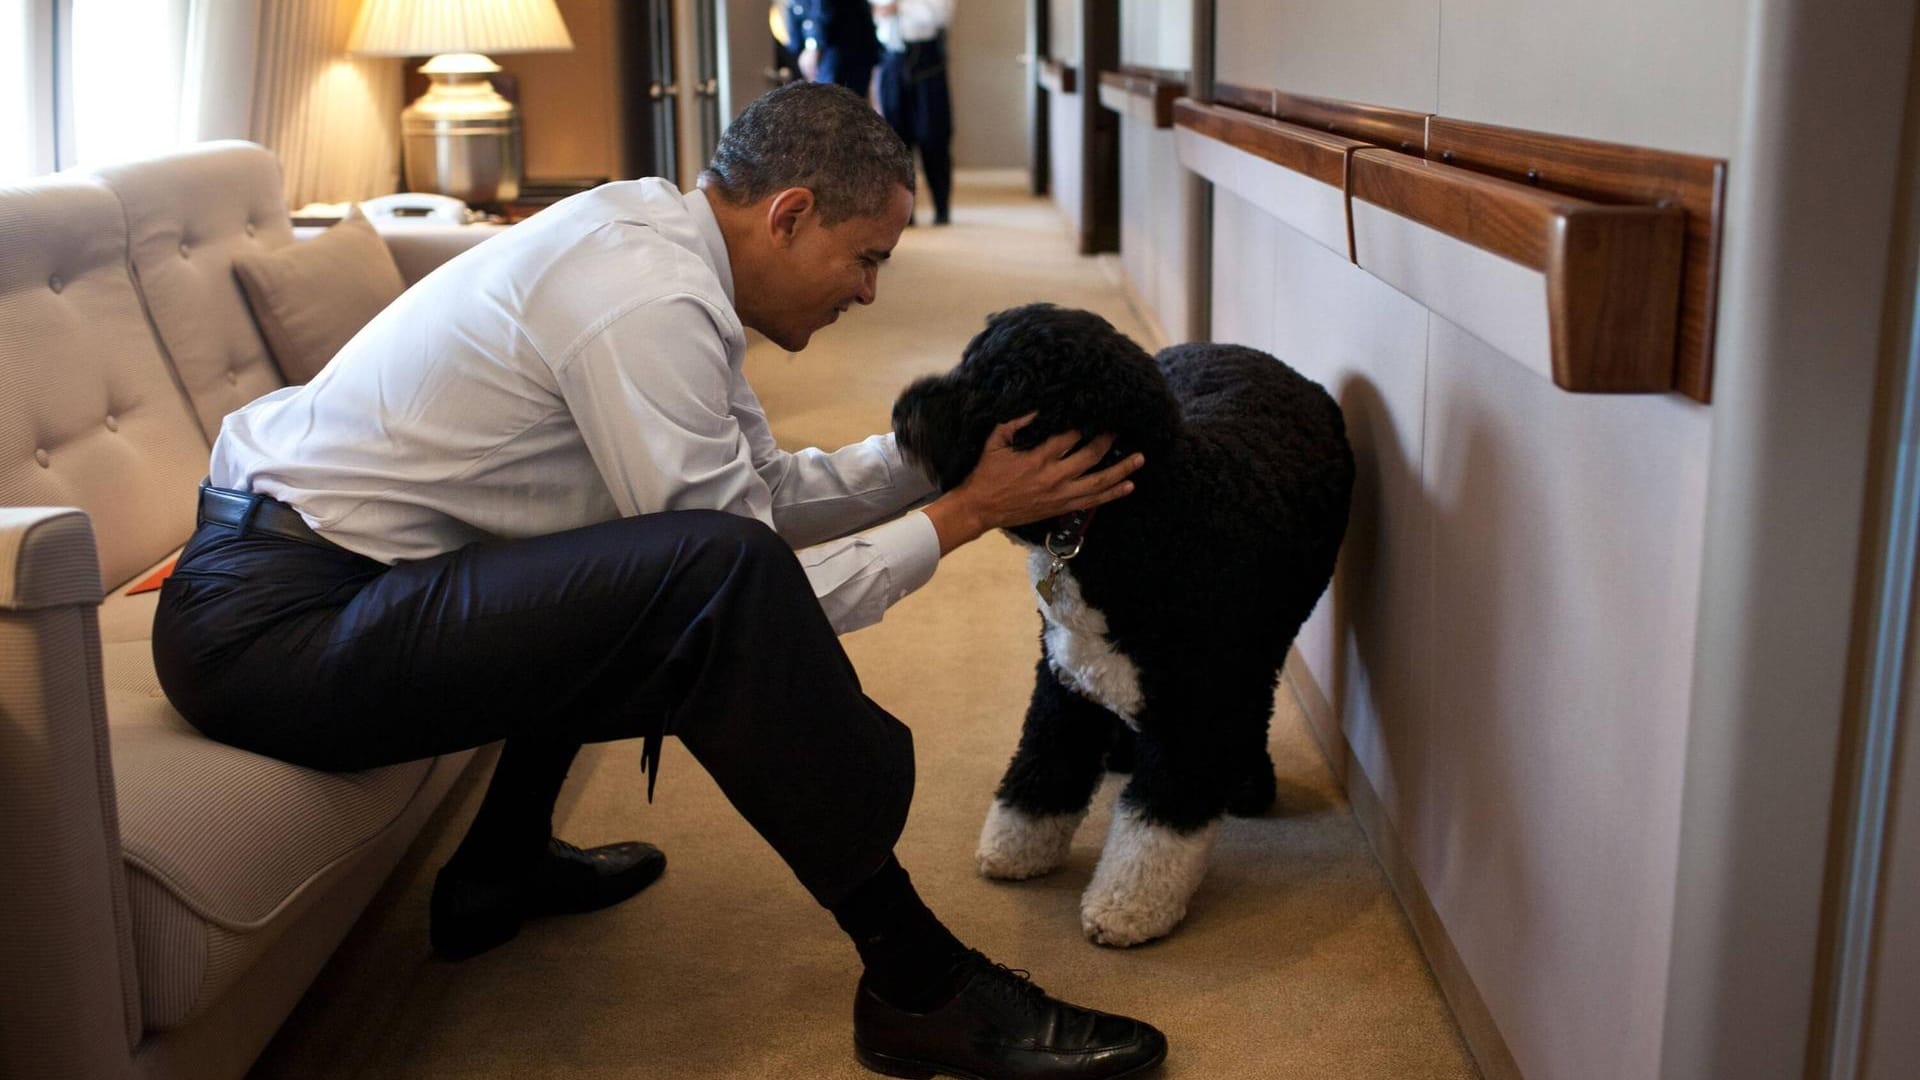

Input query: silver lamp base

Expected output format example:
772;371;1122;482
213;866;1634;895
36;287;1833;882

401;54;522;206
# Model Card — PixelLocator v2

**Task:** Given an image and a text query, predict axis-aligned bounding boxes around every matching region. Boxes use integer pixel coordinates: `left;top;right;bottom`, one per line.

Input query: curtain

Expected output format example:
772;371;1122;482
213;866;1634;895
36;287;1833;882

251;0;402;206
181;0;261;142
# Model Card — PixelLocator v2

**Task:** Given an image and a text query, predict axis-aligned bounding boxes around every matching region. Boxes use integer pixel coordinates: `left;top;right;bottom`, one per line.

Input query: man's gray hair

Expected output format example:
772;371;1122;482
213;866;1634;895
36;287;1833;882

700;82;916;225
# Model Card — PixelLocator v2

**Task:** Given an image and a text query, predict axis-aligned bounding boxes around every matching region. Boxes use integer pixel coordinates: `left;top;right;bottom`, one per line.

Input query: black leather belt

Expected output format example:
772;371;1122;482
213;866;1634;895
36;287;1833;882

197;483;339;551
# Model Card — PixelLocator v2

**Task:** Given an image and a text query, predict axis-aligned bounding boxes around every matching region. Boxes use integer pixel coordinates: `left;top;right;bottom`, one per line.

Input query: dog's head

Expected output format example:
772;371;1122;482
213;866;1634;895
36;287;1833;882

891;304;1180;500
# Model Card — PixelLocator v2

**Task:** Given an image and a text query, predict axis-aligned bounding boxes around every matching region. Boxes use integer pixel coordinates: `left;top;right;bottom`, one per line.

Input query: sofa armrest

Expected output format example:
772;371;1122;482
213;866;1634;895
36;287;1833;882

0;508;140;1078
376;223;511;286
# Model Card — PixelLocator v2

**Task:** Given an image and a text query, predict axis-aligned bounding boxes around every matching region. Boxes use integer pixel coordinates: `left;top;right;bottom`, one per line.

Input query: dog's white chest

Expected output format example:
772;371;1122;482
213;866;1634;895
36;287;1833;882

1025;546;1145;727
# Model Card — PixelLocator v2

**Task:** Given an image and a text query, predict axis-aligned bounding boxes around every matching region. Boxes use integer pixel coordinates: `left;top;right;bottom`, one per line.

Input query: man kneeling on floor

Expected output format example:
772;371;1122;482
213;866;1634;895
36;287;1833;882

151;82;1165;1079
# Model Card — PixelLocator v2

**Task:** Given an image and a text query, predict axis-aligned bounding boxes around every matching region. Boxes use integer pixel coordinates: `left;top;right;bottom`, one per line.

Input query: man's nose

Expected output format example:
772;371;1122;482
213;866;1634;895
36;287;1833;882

858;266;878;305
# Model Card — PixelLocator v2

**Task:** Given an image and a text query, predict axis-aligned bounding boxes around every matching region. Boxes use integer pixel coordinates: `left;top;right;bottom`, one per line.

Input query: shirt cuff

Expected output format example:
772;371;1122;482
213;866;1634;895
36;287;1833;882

867;509;941;605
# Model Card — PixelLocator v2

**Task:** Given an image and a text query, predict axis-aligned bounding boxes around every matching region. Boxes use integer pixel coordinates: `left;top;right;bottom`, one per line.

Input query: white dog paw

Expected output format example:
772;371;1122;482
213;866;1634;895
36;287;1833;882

1079;804;1218;947
977;800;1085;880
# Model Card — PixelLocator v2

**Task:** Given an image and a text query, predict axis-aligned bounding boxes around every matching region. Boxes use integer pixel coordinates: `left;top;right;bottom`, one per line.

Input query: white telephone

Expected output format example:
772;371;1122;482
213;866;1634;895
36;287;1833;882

358;192;480;225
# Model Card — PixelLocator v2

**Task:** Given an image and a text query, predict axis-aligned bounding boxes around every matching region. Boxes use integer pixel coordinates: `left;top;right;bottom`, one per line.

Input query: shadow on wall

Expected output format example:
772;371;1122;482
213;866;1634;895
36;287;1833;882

1329;368;1536;998
1327;373;1403;789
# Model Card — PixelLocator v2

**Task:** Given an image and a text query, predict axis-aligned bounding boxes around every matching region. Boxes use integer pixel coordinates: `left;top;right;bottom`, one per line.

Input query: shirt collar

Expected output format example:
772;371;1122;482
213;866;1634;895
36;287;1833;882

683;187;736;307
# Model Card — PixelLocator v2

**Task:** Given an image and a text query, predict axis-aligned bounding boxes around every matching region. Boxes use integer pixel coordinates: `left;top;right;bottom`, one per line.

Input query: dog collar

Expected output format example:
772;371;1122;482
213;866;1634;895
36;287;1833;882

1045;509;1095;561
1038;505;1099;608
1035;443;1127;607
1042;441;1128;561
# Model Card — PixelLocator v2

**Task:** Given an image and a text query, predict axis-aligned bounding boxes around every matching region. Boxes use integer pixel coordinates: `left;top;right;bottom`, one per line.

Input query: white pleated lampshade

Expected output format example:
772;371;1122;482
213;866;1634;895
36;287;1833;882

347;0;574;58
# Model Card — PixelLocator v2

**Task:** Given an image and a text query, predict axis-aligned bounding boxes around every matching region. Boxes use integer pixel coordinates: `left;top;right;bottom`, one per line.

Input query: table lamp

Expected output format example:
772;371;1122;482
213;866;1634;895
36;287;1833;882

347;0;574;206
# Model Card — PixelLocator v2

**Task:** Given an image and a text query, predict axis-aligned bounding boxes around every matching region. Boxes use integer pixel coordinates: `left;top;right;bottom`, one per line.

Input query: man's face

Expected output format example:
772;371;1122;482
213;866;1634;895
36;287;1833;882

763;184;913;351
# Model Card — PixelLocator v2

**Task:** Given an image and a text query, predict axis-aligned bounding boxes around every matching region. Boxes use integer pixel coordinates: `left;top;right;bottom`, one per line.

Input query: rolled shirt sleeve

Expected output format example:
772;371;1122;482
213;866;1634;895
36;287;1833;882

553;292;942;634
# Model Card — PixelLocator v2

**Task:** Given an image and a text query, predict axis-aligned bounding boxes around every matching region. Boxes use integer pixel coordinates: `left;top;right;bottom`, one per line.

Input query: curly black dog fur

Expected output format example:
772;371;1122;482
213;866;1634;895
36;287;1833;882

893;304;1354;946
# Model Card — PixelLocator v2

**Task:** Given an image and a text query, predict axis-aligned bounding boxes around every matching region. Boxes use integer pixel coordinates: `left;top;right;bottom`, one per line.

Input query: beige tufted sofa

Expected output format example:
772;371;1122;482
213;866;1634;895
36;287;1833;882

0;142;505;1080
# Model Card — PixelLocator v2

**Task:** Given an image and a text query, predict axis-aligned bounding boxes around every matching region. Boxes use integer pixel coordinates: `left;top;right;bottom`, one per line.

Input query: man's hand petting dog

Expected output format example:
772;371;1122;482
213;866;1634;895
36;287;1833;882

921;415;1145;555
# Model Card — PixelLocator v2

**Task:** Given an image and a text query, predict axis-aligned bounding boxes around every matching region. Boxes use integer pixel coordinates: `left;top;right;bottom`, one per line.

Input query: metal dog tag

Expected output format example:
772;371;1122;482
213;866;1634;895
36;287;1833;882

1037;558;1064;607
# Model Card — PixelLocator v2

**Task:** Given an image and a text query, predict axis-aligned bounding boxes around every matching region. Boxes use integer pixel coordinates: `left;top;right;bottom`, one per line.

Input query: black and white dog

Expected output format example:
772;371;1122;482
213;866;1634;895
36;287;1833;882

892;304;1354;946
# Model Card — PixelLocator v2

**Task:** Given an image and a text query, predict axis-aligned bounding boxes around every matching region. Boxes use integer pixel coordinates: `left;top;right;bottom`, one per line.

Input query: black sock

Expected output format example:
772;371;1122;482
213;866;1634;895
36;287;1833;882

829;855;971;1011
446;739;582;874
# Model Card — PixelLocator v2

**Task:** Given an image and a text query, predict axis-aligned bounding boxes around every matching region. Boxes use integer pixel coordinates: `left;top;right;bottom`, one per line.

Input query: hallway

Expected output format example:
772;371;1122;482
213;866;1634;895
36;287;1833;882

246;171;1480;1080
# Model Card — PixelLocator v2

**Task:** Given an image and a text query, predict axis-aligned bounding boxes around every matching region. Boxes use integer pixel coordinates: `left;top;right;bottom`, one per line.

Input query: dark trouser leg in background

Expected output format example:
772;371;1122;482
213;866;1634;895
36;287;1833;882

911;41;954;224
879;37;954;224
819;49;876;98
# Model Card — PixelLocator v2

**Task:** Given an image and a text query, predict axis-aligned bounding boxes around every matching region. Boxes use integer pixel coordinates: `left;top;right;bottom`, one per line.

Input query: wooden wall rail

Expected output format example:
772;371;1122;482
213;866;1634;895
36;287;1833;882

1174;83;1724;401
1172;98;1358;257
1425;119;1725;401
1216;82;1429;156
1174;98;1356;188
1098;66;1187;128
1351;150;1685;393
1038;58;1077;96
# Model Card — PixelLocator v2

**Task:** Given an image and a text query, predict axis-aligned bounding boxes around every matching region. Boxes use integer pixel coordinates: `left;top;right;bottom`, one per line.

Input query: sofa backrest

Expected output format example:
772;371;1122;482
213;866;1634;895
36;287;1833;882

92;142;293;443
0;173;213;590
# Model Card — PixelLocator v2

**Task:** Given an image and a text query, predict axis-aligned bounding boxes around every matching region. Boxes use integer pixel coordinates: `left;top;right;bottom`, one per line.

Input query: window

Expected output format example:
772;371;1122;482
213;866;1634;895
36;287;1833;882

68;0;190;168
0;0;54;183
0;0;196;183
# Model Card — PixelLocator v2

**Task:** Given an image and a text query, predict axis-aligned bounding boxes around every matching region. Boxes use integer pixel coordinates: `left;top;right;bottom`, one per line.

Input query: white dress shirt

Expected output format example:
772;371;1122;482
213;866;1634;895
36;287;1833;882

877;0;953;52
210;180;941;635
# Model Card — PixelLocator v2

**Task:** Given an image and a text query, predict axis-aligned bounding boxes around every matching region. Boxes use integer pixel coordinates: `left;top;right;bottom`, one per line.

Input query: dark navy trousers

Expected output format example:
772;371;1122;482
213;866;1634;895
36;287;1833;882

878;35;953;221
151;509;915;906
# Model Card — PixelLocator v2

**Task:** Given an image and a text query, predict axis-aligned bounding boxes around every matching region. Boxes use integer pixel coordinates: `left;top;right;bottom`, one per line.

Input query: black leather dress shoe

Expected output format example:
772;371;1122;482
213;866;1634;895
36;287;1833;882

853;952;1168;1079
430;838;666;960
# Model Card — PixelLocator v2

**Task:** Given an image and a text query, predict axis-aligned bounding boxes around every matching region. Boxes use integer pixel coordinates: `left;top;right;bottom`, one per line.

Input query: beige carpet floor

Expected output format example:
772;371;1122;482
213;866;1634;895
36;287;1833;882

247;171;1480;1080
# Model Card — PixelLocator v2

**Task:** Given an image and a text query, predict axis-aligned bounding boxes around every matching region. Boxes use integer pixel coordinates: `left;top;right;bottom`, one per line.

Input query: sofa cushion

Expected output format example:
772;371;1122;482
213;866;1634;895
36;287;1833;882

100;607;438;1031
0;174;215;590
234;206;406;384
92;142;294;443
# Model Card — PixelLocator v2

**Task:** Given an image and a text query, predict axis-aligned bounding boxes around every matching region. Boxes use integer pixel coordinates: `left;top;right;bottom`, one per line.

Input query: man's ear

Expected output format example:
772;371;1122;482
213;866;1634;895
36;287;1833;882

765;187;817;249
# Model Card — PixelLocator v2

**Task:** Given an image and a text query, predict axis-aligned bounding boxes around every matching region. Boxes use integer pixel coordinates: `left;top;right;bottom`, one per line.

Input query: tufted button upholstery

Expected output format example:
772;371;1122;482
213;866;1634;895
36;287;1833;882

0;173;210;588
93;142;295;442
104;415;119;433
244;221;256;237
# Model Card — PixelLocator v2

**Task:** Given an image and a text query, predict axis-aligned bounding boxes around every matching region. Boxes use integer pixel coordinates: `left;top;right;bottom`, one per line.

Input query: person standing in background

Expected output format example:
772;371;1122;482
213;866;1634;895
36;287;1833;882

785;0;882;95
874;0;954;225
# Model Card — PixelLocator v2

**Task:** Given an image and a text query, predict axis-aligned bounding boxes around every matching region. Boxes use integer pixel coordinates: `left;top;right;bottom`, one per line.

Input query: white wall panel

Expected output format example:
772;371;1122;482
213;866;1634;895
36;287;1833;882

1049;0;1080;64
1419;319;1710;1080
1203;5;1745;1075
1047;87;1083;237
1214;0;1438;112
1437;0;1748;157
1119;120;1192;343
1144;124;1192;341
1350;201;1554;383
1257;219;1434;820
1207;188;1279;352
1119;119;1155;336
1176;126;1350;257
1120;0;1191;70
